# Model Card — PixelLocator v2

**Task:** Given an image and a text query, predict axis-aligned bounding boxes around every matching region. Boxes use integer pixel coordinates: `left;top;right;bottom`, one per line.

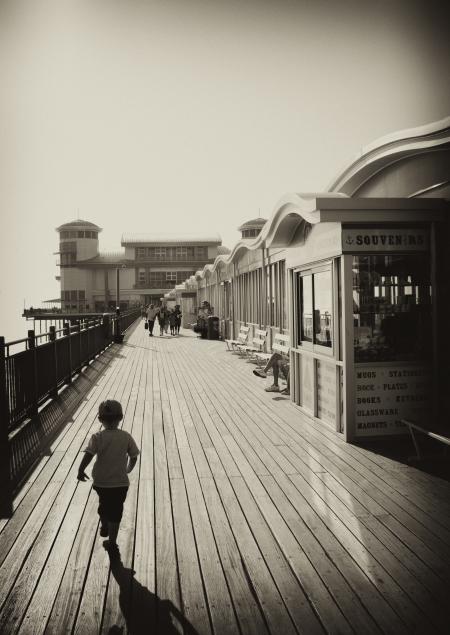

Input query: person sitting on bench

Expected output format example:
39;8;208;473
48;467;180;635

253;353;290;395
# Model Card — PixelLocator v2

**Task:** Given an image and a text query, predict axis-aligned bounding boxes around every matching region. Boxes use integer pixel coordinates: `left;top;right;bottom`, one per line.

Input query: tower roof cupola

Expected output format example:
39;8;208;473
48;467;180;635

237;217;267;240
56;219;102;233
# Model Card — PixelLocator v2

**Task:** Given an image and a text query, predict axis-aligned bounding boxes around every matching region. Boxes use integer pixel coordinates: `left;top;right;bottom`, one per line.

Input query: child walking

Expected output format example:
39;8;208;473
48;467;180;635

77;400;140;551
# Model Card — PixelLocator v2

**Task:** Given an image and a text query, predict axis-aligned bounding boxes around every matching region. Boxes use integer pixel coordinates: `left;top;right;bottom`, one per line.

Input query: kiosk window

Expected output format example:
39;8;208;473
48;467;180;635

299;268;333;348
314;270;333;347
300;275;313;342
353;254;431;362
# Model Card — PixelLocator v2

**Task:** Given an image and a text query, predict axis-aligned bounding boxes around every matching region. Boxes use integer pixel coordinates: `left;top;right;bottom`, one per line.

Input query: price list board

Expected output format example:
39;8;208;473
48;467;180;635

354;365;431;436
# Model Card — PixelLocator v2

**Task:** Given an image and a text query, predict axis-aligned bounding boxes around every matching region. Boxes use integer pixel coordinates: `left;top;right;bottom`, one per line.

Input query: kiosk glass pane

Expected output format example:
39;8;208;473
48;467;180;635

300;275;313;342
314;270;333;348
353;254;431;362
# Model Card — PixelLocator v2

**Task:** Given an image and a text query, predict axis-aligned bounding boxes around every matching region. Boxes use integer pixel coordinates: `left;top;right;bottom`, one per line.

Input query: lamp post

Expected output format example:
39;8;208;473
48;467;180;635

115;264;127;342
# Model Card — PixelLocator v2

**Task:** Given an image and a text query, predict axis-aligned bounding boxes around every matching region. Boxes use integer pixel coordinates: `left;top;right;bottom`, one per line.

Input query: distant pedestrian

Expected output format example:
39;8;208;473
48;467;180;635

173;305;182;334
77;400;140;552
146;304;158;336
168;309;177;335
157;305;167;336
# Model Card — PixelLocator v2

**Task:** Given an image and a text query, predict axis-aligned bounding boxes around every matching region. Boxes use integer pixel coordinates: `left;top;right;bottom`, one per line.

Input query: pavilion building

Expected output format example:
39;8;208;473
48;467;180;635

55;222;223;312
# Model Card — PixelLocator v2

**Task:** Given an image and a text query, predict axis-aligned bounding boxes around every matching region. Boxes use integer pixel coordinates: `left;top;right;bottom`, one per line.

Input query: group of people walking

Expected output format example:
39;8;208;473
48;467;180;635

145;303;182;337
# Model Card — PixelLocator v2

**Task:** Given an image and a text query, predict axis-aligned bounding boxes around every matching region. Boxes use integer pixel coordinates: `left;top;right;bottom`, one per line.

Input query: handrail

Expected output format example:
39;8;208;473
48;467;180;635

0;307;141;432
3;309;140;353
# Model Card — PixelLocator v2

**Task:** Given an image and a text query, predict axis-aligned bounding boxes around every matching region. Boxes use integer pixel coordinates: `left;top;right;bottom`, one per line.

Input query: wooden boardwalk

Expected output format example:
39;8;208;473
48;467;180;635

1;320;450;634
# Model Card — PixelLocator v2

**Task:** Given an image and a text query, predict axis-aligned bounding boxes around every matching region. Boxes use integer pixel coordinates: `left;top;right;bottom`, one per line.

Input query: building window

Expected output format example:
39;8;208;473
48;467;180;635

313;270;333;347
60;241;76;253
78;290;85;300
143;246;208;261
195;246;207;259
242;229;259;238
176;271;194;283
61;253;76;266
298;267;333;349
155;247;166;258
136;248;146;259
166;272;177;281
138;268;146;284
175;247;187;259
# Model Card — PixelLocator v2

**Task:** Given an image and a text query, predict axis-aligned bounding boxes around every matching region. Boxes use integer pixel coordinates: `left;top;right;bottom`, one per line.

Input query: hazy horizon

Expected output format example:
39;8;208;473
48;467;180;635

1;0;450;341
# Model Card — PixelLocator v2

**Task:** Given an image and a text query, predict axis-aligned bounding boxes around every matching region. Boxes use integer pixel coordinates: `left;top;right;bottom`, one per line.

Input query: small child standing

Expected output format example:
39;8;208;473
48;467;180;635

77;400;140;551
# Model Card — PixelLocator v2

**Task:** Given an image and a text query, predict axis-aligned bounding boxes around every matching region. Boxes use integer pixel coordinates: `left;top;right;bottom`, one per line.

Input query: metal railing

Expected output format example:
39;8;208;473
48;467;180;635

0;307;141;516
0;307;141;433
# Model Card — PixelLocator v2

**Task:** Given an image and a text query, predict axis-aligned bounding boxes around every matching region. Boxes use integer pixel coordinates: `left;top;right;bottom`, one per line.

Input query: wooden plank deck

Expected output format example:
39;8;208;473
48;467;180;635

1;320;450;634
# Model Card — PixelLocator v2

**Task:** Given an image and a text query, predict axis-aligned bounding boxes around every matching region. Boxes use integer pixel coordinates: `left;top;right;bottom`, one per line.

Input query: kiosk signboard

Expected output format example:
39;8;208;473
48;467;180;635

342;228;429;253
354;364;431;436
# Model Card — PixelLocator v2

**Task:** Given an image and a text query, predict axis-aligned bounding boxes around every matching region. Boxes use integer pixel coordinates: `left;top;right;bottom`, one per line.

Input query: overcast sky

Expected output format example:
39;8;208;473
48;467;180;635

1;0;449;340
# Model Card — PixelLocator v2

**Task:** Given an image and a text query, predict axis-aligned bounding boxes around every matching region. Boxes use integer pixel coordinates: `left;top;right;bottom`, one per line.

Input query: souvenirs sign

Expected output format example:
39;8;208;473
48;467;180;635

342;228;429;253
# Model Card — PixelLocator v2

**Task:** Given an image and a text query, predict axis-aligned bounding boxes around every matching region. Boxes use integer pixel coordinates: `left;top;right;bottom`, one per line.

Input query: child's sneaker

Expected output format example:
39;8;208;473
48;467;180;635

265;385;280;392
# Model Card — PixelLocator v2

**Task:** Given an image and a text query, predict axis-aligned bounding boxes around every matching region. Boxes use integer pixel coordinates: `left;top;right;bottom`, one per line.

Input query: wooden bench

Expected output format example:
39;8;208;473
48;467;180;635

401;418;450;461
255;333;290;367
236;329;268;360
225;325;250;352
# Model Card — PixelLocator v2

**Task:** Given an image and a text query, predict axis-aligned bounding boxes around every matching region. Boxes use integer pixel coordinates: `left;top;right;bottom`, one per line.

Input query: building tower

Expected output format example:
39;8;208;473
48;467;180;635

56;220;101;312
237;218;267;239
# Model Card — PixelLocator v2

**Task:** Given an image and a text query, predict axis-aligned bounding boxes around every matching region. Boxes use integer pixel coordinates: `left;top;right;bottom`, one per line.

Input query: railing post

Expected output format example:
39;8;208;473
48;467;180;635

27;330;39;417
77;321;82;372
0;337;13;517
86;318;91;362
63;322;72;384
102;313;111;347
114;308;123;343
49;326;58;398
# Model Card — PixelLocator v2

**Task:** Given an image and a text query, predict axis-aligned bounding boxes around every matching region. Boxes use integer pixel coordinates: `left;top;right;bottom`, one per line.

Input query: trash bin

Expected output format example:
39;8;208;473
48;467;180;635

207;315;220;340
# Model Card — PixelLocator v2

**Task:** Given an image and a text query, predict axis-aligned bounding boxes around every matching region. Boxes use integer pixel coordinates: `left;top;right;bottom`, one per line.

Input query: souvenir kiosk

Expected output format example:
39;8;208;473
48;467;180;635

284;195;449;442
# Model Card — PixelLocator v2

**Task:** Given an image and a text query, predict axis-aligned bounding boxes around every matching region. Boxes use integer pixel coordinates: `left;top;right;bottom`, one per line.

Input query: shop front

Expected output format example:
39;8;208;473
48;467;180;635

288;199;448;441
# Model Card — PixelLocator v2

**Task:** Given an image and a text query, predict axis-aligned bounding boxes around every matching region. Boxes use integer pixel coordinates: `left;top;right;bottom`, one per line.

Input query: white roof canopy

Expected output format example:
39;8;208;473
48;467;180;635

121;233;221;246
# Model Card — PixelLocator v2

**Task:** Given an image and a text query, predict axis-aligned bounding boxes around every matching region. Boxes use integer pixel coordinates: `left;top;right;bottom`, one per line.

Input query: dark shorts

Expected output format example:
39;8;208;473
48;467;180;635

93;486;128;523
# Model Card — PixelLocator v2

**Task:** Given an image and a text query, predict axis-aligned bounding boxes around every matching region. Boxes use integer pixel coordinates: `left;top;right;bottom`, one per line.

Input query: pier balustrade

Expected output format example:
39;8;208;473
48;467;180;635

0;307;141;516
1;307;141;431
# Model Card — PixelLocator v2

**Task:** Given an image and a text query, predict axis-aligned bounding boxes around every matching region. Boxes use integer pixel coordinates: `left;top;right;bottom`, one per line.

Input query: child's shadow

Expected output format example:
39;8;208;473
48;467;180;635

107;550;199;635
